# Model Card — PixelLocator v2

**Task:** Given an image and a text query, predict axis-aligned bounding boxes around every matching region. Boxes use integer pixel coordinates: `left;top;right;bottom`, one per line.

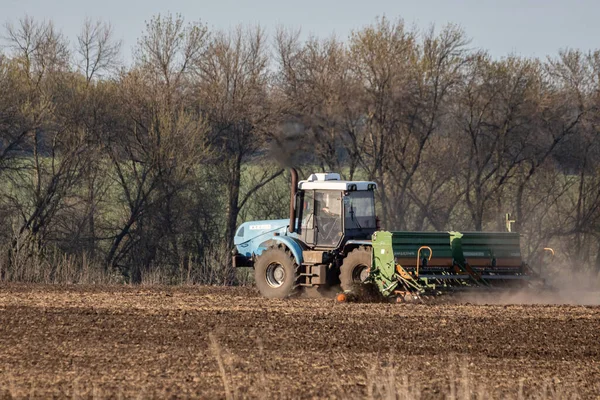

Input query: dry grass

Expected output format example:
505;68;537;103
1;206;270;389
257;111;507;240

0;246;119;285
203;335;581;400
361;361;581;400
0;243;252;286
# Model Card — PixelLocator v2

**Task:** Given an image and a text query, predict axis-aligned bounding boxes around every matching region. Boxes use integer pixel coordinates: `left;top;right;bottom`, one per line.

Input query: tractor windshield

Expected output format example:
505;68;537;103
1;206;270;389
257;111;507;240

344;191;376;229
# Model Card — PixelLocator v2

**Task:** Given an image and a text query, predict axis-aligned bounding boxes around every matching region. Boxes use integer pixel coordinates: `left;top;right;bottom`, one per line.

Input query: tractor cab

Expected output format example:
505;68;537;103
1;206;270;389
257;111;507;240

232;170;378;297
294;173;377;249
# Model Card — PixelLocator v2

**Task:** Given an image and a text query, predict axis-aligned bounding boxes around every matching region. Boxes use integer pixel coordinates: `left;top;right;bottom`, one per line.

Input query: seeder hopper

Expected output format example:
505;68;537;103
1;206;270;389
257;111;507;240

366;230;543;301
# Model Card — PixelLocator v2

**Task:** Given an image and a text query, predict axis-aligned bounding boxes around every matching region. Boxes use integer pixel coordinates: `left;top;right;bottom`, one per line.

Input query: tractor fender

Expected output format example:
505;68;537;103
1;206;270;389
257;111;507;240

258;236;305;265
343;240;372;255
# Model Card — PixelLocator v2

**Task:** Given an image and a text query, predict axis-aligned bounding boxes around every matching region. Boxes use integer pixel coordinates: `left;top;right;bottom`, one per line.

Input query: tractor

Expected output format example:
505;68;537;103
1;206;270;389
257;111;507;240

232;169;545;300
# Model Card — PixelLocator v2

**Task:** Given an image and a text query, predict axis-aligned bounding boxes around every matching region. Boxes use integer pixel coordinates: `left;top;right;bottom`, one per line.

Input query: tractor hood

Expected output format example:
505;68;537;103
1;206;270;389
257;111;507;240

234;219;297;257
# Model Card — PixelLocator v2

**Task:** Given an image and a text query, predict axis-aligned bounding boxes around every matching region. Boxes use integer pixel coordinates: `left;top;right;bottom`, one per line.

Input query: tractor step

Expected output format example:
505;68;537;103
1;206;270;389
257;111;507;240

298;265;327;285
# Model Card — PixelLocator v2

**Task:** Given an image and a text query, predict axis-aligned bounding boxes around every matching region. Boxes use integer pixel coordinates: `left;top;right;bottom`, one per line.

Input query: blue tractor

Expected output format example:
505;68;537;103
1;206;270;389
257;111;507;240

233;169;378;298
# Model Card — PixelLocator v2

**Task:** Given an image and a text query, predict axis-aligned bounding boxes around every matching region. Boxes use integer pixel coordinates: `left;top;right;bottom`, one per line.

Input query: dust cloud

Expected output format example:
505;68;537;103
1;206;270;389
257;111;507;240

457;268;600;305
301;269;600;305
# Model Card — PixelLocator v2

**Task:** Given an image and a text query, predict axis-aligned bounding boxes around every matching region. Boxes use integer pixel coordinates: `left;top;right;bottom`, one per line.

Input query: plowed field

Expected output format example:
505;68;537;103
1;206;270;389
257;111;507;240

1;284;599;399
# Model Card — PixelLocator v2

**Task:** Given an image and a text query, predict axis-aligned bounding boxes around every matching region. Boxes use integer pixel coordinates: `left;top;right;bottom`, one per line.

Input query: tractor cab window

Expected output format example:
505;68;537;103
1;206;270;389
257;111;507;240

344;191;376;229
301;190;314;230
315;191;342;246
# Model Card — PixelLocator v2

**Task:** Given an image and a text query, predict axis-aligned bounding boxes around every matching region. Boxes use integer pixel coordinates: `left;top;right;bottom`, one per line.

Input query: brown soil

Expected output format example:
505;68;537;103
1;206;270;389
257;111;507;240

0;284;599;399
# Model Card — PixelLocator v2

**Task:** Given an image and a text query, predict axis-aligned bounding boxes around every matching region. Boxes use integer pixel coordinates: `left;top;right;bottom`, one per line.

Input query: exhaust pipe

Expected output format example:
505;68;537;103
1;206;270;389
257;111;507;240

289;168;298;233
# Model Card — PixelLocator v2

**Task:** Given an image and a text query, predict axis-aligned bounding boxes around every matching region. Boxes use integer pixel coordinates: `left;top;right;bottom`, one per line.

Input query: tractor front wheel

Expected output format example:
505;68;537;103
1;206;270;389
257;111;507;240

254;245;299;298
339;246;372;292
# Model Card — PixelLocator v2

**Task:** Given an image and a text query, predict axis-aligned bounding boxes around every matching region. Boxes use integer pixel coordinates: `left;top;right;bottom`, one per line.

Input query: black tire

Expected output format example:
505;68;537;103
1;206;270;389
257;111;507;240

339;246;372;292
254;244;299;298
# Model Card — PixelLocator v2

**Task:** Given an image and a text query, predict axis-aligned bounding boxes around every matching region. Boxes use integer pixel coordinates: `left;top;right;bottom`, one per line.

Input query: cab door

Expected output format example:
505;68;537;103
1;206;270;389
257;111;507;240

299;190;315;246
314;190;343;247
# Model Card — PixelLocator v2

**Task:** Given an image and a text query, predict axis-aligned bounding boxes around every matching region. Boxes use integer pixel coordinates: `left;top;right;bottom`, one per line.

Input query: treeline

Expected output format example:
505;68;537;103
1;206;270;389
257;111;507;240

0;14;599;284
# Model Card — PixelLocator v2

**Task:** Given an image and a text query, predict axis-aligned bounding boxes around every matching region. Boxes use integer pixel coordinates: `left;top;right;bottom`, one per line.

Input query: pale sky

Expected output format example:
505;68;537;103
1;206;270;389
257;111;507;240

2;0;598;63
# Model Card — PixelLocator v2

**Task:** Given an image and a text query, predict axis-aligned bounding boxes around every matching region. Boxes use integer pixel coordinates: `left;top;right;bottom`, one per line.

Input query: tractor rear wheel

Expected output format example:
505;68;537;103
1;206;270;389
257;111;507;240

254;245;299;298
340;246;372;292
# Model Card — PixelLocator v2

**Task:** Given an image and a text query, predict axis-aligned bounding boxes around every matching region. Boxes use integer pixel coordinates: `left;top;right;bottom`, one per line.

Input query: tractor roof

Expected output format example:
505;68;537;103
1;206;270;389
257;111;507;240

297;173;377;191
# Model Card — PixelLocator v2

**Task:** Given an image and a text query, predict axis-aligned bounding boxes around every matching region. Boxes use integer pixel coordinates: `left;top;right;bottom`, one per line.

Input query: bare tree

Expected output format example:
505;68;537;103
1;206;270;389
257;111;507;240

103;14;210;281
452;55;545;230
4;17;69;85
384;24;469;230
0;17;90;278
76;18;121;83
0;18;69;174
346;19;469;229
347;17;417;227
510;50;588;237
274;31;360;175
539;50;600;268
0;54;31;174
194;25;282;282
136;13;207;92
